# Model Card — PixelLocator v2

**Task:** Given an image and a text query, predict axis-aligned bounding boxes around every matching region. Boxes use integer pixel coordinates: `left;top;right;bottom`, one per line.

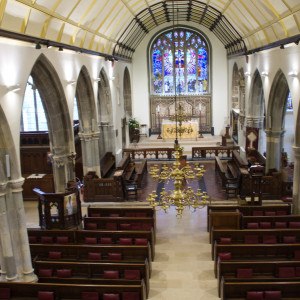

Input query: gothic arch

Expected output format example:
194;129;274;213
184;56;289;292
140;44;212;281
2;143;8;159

98;68;114;158
76;66;97;131
249;70;265;117
266;69;290;171
123;67;132;117
30;54;74;191
267;70;289;131
231;63;239;109
75;66;100;177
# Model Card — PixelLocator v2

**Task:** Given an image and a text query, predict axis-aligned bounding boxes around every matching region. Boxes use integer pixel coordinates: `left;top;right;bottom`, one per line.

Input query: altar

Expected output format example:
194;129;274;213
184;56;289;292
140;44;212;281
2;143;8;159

162;120;198;139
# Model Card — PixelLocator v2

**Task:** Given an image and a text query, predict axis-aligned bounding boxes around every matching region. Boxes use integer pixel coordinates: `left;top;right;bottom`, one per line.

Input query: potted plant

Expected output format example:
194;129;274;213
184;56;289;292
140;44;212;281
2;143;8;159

128;118;140;143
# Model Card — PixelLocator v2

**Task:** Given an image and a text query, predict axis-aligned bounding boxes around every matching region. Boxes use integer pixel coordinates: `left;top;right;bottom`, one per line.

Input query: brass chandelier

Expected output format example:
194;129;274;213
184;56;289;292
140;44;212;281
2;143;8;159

147;0;210;217
147;145;210;217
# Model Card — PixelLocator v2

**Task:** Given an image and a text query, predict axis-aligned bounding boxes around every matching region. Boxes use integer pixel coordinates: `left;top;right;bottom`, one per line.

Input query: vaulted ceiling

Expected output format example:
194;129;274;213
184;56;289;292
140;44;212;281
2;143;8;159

1;0;300;61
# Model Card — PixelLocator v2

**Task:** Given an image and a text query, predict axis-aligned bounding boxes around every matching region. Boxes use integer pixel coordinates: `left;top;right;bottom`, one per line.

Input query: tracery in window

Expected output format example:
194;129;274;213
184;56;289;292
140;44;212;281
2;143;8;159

150;28;209;95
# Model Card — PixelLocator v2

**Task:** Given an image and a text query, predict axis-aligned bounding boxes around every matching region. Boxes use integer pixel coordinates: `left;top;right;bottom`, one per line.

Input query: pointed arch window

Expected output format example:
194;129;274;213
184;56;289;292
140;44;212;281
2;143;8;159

21;76;48;131
150;28;209;95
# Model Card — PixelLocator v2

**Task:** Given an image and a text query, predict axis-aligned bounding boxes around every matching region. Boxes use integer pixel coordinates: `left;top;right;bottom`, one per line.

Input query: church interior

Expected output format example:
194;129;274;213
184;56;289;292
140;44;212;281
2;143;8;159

0;0;300;299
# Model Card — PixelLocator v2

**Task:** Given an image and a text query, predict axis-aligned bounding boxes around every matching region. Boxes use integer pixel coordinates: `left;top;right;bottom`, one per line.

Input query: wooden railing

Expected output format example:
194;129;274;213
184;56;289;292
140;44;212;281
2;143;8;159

123;146;240;160
192;146;240;159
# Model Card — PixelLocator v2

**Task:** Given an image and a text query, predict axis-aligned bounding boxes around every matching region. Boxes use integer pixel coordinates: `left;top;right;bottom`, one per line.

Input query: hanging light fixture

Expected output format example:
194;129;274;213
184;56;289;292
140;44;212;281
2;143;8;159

147;0;210;217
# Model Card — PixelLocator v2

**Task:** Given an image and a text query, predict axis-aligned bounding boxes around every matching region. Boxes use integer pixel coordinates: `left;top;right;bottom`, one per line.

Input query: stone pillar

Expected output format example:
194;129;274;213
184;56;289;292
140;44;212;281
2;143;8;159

79;132;101;177
292;146;300;214
0;182;18;281
265;130;285;172
51;154;69;192
10;178;37;282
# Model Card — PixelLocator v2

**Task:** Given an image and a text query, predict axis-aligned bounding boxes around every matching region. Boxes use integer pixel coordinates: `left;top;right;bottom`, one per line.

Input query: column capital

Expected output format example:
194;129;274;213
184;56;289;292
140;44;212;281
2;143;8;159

293;146;300;158
78;132;100;141
9;177;25;193
264;129;285;138
0;181;8;196
51;154;68;168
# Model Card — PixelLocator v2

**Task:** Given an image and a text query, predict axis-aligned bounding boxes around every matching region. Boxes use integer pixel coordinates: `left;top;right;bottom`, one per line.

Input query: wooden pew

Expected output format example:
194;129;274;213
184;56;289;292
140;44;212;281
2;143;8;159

207;204;292;232
214;243;300;278
242;215;300;229
136;158;147;188
83;217;156;239
215;157;228;188
30;244;152;274
100;152;116;178
27;228;155;260
211;228;300;258
218;260;300;297
87;206;155;218
0;281;146;300
221;281;300;300
34;260;150;298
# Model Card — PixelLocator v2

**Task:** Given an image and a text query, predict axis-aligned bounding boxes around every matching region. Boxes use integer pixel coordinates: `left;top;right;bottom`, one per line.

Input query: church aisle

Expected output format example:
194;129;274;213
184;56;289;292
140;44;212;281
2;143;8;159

149;206;219;300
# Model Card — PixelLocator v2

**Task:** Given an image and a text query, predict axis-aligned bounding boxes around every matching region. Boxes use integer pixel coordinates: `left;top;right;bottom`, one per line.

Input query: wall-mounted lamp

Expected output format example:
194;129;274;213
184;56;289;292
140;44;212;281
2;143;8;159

244;71;251;76
288;71;298;77
35;42;41;50
280;44;285;49
7;84;21;92
261;71;268;77
58;46;63;51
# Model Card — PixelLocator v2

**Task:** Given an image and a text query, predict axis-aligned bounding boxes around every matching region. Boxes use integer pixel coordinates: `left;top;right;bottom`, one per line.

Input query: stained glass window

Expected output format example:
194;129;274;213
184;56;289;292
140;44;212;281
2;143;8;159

150;28;209;95
286;92;293;111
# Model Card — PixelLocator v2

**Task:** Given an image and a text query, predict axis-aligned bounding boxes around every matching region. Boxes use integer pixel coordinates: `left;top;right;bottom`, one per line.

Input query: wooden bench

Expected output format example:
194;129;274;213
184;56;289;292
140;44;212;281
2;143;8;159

221;281;300;300
0;281;146;300
207;204;292;231
30;244;152;275
218;260;300;297
211;228;300;257
83;217;156;240
242;215;300;229
100;152;116;178
215;157;228;188
214;243;300;278
136;158;147;188
28;228;155;260
34;260;150;297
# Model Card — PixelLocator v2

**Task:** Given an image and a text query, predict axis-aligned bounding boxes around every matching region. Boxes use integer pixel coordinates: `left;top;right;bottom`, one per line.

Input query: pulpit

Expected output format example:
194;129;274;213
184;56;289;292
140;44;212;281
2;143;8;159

34;186;82;230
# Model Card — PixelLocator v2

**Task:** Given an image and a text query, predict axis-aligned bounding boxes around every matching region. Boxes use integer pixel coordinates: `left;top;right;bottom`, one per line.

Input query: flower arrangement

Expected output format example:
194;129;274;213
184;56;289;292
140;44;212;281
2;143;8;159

128;118;140;130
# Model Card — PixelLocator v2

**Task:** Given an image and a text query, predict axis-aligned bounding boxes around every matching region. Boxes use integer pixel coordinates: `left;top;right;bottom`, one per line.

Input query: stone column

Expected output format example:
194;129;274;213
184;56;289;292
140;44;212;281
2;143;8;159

51;154;69;192
10;178;37;282
292;146;300;214
265;129;285;172
0;182;18;281
79;132;101;177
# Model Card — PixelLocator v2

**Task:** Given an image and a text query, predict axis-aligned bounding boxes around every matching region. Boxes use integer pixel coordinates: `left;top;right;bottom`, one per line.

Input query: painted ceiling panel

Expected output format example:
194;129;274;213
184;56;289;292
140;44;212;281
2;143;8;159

54;0;78;18
1;0;300;60
59;23;76;44
67;0;96;24
282;15;299;37
267;0;291;15
25;9;48;37
44;18;65;41
1;1;27;32
272;22;288;40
